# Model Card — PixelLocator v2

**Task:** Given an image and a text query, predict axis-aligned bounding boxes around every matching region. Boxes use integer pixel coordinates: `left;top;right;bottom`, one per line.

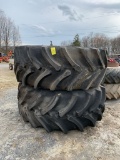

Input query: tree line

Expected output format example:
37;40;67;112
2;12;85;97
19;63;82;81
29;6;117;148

0;9;21;54
61;33;120;55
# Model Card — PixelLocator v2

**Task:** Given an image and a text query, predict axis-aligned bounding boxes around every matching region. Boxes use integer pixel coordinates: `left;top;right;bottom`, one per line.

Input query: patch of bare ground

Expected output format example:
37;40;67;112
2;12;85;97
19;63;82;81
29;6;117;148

0;63;120;160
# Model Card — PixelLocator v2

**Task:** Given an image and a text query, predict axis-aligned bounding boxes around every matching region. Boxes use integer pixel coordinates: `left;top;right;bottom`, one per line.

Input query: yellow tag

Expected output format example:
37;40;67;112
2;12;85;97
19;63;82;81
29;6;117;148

51;47;56;55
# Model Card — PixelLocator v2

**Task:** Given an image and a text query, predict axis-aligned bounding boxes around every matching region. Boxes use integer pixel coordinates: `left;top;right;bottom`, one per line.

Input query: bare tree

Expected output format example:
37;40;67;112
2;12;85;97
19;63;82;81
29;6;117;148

0;10;6;49
82;36;89;47
0;9;21;53
92;33;109;49
61;33;119;55
2;17;13;53
111;36;120;54
82;33;109;49
12;26;21;49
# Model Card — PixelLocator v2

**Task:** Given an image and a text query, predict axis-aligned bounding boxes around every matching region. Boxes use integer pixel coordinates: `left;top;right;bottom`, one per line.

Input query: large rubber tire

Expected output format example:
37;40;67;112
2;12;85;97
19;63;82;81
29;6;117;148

18;84;105;133
105;84;120;99
9;63;13;70
14;46;107;91
105;67;120;84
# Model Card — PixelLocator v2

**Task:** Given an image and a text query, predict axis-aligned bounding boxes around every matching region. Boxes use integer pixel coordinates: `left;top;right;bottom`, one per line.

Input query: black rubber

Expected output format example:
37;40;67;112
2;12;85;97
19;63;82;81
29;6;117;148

105;68;120;84
14;46;107;91
18;84;105;133
105;84;120;99
9;63;13;70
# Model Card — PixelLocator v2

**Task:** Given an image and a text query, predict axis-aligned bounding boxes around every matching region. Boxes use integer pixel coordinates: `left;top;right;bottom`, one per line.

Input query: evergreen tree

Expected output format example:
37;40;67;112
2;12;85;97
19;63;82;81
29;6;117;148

72;34;81;46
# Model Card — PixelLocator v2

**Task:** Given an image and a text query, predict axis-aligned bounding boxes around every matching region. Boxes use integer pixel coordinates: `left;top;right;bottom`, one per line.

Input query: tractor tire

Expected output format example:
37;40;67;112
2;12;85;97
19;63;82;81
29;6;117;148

105;67;120;84
14;46;107;91
9;63;13;70
105;84;120;99
18;84;105;133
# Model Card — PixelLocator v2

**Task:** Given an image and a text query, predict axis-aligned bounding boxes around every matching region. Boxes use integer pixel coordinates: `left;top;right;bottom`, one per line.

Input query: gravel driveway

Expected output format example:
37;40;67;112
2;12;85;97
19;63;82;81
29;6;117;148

0;63;120;160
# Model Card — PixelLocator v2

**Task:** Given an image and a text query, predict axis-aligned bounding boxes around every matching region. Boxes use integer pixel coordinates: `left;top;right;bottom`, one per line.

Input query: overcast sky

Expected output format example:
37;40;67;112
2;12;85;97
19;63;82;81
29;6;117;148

0;0;120;45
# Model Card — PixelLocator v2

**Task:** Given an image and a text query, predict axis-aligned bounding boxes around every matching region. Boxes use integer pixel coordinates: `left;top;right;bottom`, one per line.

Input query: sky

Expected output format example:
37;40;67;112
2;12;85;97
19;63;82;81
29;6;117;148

0;0;120;45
